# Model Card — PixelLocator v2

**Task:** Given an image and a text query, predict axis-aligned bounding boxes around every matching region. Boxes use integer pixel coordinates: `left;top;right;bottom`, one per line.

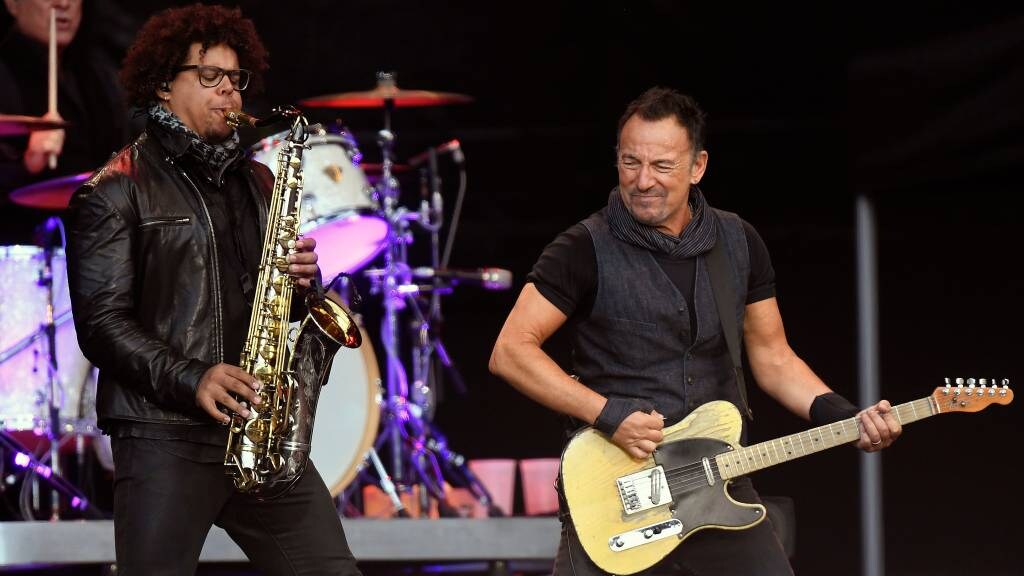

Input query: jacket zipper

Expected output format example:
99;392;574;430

138;216;191;229
172;160;225;363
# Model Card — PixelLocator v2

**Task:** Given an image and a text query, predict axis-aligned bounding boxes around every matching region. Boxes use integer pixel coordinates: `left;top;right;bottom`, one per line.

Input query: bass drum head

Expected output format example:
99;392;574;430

310;321;381;496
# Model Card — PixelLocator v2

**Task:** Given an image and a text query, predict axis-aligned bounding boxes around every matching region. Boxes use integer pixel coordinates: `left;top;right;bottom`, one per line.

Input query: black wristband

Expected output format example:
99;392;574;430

809;392;859;426
594;397;654;436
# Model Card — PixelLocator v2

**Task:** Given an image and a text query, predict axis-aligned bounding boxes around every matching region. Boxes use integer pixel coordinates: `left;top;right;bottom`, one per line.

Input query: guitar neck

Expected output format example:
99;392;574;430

715;396;937;479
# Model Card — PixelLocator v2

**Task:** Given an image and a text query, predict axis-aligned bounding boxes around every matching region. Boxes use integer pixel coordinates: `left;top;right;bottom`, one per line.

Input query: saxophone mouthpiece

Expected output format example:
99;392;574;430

223;109;259;129
224;106;301;129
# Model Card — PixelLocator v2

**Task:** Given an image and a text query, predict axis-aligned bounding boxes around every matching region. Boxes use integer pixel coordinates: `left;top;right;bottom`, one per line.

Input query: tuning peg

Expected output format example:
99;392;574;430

1001;378;1010;386
955;377;965;385
967;378;976;386
979;378;988;386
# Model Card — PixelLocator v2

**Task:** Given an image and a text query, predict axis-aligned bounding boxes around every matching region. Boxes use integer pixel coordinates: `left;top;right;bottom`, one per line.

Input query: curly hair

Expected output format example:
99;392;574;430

120;3;269;108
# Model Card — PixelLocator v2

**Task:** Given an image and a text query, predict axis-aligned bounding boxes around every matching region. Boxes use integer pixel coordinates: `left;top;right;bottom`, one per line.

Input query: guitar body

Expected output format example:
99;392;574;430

559;383;1013;574
561;401;765;575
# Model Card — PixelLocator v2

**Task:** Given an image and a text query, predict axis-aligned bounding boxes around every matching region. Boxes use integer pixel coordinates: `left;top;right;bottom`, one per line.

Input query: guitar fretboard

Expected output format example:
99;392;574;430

715;396;937;479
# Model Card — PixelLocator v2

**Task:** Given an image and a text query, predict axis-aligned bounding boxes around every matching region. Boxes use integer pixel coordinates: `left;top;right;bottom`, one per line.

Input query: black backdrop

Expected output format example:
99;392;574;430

2;2;1021;574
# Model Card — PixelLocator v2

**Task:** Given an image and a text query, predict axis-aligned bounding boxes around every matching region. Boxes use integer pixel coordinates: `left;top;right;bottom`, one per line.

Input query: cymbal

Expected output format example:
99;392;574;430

9;171;91;210
299;82;473;109
0;114;70;136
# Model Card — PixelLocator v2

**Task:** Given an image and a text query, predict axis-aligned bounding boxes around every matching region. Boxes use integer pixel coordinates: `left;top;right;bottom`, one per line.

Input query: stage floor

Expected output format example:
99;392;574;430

0;517;560;571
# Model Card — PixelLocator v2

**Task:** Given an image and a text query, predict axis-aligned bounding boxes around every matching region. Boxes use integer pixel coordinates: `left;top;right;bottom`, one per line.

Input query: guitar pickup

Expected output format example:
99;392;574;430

616;466;673;515
608;519;683;552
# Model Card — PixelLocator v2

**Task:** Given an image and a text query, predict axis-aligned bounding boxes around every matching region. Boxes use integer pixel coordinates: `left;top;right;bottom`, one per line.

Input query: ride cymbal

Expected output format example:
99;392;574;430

299;81;473;109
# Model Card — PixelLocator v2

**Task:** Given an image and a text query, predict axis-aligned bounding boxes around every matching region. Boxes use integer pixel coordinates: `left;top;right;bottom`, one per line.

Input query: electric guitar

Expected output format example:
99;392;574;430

560;379;1013;575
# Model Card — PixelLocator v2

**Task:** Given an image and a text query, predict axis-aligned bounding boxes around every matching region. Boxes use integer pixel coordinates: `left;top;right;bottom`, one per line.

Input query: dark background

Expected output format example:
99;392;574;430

2;2;1021;574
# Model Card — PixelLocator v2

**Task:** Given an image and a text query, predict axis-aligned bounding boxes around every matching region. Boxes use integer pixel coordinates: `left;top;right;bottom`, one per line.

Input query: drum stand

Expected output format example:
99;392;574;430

349;78;502;517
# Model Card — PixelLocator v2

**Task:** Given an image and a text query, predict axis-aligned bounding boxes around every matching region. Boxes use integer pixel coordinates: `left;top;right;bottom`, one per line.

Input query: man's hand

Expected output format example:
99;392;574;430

289;237;320;291
611;410;665;460
23;111;65;174
196;363;262;424
855;400;902;452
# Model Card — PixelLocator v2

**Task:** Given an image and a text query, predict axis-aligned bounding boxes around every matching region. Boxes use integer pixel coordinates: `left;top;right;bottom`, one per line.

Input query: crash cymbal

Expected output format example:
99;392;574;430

299;82;473;109
0;114;70;136
9;171;91;210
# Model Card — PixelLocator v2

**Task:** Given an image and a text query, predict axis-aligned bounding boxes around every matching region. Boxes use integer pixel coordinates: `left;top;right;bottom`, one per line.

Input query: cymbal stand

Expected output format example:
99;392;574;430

37;218;63;520
358;76;498;516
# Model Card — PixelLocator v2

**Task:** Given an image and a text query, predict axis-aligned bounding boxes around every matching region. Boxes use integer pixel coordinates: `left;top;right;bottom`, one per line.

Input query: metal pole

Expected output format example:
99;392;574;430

856;193;884;576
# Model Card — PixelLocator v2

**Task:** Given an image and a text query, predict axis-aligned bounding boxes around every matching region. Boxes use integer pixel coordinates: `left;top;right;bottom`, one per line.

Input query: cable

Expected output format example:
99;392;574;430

440;166;468;269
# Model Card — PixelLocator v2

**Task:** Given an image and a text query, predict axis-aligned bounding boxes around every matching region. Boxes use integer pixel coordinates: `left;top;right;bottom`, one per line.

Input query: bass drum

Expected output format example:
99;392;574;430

310;301;382;496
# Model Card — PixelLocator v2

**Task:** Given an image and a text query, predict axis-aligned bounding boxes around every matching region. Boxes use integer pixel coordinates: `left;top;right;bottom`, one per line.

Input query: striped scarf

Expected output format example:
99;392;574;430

606;186;718;258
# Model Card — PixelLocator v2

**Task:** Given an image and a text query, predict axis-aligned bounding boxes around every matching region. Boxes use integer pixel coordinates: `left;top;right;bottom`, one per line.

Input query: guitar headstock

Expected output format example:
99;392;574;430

932;378;1013;413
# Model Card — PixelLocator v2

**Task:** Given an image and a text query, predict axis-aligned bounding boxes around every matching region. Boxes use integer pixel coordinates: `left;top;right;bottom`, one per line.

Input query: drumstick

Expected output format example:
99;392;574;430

47;7;58;170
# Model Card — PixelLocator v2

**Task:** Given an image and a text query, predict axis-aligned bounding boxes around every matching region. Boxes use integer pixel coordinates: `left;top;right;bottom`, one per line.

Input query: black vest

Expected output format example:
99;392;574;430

573;208;750;430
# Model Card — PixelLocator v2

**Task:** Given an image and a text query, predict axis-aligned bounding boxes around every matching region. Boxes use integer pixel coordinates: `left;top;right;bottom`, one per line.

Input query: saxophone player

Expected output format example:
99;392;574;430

66;5;361;574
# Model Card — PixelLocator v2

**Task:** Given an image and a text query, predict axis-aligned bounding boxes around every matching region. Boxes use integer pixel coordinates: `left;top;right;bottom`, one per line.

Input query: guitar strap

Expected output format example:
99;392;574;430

705;236;754;421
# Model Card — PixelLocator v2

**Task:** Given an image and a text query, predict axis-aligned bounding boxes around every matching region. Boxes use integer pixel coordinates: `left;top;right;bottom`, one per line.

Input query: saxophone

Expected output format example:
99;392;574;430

222;107;361;498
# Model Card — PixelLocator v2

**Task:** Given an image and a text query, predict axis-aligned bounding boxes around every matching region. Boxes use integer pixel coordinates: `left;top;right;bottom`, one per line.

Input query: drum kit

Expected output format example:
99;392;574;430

0;72;506;518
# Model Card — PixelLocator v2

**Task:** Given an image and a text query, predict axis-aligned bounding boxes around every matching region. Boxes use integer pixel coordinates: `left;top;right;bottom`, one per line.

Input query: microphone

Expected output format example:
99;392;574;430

408;139;464;167
411;267;512;291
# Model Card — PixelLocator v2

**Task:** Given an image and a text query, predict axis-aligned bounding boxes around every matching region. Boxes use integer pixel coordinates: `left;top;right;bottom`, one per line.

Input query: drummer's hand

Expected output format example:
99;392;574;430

289;237;320;291
196;363;262;424
23;112;65;174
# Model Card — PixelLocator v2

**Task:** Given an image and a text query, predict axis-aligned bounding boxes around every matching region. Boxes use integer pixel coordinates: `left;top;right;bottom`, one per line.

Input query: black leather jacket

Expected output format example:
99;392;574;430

67;124;274;431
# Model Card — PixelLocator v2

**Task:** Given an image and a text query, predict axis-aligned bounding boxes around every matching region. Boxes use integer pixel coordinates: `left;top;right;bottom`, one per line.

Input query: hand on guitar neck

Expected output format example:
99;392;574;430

852;399;902;452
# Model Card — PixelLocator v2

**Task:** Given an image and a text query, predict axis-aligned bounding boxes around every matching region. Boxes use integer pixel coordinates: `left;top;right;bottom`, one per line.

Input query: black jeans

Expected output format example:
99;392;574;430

553;477;793;576
112;436;361;575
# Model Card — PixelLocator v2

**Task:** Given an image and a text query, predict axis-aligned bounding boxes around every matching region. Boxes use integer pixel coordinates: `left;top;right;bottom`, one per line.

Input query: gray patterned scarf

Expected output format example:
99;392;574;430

606;185;718;258
148;104;241;172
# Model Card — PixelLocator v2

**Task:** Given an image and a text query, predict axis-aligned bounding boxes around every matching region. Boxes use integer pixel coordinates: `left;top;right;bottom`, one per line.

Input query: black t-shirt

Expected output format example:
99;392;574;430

527;218;776;338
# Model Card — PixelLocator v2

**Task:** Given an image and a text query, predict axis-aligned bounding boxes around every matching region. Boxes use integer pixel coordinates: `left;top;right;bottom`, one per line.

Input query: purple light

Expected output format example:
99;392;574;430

14;452;30;467
34;464;52;478
71;497;87;510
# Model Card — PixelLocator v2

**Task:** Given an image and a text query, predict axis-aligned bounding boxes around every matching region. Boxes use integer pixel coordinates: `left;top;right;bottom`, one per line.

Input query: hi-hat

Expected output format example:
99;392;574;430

0;114;70;136
299;81;473;109
9;171;91;210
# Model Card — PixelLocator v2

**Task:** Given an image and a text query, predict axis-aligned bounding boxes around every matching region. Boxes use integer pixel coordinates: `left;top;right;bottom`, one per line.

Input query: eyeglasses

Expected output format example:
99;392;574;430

173;65;251;91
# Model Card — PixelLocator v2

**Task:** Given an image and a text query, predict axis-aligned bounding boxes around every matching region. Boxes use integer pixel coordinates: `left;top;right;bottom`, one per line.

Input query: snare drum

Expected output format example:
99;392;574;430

252;130;389;281
309;298;382;496
0;246;96;435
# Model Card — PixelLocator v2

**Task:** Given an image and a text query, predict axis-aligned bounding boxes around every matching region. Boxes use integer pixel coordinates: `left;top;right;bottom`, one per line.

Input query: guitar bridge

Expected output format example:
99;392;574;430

616;466;672;515
608;519;683;551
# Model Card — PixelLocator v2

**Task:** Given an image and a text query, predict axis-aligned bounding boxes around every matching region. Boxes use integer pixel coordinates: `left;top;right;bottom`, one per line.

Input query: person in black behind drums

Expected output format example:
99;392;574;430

66;4;361;574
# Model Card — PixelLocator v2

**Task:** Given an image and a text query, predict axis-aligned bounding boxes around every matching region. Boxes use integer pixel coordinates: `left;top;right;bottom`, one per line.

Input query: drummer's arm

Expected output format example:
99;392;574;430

66;175;212;412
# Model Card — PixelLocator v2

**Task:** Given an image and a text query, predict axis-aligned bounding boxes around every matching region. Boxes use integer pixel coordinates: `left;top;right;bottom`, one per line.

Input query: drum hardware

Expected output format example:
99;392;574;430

0;429;101;519
36;217;63;520
317;72;504;517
